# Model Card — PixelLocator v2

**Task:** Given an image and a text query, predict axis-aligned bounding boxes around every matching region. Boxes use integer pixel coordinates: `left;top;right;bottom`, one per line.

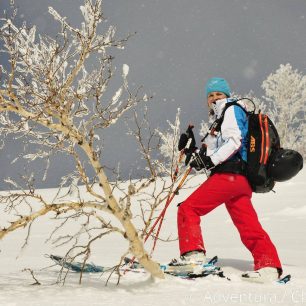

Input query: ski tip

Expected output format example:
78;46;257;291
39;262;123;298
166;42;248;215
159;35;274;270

208;255;218;265
50;254;63;263
278;274;291;284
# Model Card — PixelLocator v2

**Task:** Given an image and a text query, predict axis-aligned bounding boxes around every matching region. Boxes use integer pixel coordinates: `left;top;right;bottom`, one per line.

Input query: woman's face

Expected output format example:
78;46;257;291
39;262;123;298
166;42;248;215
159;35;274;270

207;91;227;108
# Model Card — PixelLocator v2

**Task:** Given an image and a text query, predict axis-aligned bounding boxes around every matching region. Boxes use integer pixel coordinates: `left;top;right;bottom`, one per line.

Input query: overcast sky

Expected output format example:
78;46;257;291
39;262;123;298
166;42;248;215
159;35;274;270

1;0;306;189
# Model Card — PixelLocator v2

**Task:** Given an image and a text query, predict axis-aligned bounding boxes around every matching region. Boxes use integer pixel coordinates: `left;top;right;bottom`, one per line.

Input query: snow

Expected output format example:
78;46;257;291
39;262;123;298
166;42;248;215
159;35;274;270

0;169;306;306
48;7;62;22
122;64;129;78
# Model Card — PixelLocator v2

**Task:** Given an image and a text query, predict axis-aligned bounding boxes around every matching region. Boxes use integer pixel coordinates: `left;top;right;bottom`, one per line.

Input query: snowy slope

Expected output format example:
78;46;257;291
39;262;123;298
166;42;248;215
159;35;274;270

0;169;306;306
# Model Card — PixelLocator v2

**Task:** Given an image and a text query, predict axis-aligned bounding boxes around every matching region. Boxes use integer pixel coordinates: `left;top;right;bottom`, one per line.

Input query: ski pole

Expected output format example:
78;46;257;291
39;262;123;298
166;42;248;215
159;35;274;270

124;167;192;273
172;150;185;182
172;124;194;182
144;167;191;244
143;131;194;246
125;125;195;271
150;167;192;254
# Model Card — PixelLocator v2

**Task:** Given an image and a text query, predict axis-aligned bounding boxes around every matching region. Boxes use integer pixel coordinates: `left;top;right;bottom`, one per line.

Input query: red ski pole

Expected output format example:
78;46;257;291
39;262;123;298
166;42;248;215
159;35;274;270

145;124;195;246
124;167;192;273
150;167;192;254
124;124;195;270
172;150;185;182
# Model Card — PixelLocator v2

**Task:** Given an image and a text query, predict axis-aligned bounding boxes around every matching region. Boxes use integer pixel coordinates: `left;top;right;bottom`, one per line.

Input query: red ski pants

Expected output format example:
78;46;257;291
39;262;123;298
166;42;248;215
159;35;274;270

177;173;282;271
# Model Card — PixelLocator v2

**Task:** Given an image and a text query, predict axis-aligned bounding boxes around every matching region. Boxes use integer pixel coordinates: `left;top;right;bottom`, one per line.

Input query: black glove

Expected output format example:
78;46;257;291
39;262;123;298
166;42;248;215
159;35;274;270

190;153;214;171
178;125;195;151
178;133;189;151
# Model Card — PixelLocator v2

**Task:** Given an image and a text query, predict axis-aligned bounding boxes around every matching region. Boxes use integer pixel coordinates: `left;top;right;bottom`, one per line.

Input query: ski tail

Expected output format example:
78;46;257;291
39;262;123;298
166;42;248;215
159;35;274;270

49;254;104;273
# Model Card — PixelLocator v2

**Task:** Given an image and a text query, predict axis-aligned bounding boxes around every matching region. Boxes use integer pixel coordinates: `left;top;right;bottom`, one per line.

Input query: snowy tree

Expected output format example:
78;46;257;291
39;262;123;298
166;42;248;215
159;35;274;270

0;0;187;282
155;108;182;178
261;64;306;156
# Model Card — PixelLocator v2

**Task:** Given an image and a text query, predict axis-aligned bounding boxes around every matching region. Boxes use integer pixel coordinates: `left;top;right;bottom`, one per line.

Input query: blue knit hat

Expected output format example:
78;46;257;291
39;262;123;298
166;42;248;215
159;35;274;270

205;77;231;97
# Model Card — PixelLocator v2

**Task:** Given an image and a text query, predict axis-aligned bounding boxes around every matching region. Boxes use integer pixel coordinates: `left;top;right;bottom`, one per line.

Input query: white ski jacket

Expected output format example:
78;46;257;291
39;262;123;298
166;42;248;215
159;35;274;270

204;98;248;166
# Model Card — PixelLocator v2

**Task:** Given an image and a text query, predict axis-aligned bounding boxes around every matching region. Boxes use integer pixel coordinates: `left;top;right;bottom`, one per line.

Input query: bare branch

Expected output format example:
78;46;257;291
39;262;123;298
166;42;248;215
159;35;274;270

0;0;197;282
22;268;41;285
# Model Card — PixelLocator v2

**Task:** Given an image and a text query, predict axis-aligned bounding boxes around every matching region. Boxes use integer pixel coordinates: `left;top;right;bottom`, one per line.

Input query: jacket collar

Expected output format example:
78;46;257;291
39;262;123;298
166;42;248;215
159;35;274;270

210;98;245;119
211;98;228;119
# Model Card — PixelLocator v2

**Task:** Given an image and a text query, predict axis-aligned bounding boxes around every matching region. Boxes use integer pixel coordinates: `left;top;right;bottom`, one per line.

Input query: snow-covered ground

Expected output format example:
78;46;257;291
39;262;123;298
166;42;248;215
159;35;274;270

0;169;306;306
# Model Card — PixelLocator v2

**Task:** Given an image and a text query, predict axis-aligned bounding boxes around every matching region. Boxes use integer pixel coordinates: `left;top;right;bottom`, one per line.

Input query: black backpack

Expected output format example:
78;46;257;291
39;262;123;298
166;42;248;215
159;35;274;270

210;99;303;193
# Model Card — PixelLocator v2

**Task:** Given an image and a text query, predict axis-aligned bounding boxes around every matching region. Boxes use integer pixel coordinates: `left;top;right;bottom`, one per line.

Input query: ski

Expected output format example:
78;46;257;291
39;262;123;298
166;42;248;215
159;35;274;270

49;254;289;283
49;255;145;274
124;255;227;280
49;255;105;273
125;256;291;283
241;271;291;285
49;254;226;279
159;255;229;280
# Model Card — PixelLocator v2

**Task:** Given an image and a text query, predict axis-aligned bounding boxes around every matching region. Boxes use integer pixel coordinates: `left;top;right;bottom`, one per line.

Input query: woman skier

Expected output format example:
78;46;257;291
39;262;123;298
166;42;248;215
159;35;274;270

172;77;282;282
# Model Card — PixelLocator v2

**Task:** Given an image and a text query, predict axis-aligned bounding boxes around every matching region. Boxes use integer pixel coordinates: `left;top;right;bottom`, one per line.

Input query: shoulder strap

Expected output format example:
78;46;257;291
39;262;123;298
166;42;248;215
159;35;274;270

214;101;248;132
201;101;249;142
